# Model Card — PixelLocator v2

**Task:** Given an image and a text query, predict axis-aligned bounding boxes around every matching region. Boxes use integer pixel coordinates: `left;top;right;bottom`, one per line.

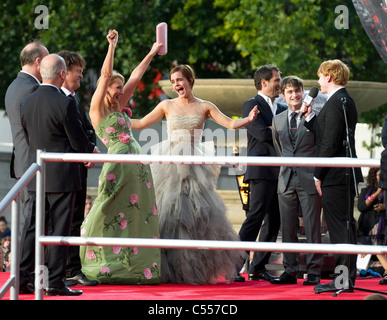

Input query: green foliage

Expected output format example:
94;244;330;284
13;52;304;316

1;0;386;125
0;0;183;117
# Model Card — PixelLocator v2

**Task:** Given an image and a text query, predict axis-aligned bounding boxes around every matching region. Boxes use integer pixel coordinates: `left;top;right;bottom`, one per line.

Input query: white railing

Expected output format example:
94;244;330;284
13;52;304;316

2;150;386;300
0;163;40;300
41;152;380;168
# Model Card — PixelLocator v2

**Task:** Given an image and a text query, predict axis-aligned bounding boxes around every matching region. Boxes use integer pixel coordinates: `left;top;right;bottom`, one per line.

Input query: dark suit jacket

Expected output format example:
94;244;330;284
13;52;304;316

304;87;363;187
21;85;90;192
5;72;40;178
242;94;287;181
379;116;387;190
62;91;96;155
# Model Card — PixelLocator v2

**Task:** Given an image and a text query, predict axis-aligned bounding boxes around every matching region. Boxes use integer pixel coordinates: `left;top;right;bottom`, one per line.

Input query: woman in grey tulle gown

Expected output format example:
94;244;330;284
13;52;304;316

131;65;258;284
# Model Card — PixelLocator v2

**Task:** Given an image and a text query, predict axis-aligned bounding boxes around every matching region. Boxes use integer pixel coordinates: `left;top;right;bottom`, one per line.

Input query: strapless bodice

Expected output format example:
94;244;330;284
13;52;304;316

167;114;204;144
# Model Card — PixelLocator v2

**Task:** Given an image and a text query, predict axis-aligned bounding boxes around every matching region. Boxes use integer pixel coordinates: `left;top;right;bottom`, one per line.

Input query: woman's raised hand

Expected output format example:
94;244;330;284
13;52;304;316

107;29;118;47
150;42;164;56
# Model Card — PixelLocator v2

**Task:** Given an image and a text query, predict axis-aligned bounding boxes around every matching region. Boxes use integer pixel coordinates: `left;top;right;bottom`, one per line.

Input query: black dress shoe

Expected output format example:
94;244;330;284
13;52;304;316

270;272;297;284
303;274;320;286
379;277;387;285
66;273;98;286
314;280;353;294
248;270;278;281
45;285;83;296
227;273;245;282
19;282;34;294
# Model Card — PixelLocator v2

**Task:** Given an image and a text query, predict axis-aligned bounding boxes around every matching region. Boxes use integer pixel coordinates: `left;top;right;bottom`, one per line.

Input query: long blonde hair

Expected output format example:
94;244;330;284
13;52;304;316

96;70;125;87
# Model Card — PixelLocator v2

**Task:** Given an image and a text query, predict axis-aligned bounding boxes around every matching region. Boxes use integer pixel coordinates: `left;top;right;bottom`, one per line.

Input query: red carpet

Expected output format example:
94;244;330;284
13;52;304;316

1;272;386;301
2;272;386;317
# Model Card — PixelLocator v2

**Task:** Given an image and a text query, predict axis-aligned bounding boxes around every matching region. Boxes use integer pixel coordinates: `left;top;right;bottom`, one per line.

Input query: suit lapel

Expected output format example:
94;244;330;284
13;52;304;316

254;95;275;126
276;111;292;146
280;110;305;150
73;93;81;108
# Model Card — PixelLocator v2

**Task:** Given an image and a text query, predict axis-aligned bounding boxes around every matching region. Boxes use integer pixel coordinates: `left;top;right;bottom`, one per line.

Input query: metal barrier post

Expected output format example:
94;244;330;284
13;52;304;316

9;197;20;300
35;150;45;300
0;163;39;300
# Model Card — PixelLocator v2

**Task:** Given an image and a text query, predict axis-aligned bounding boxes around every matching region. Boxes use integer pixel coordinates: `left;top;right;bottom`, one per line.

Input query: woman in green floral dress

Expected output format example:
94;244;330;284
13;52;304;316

79;29;163;284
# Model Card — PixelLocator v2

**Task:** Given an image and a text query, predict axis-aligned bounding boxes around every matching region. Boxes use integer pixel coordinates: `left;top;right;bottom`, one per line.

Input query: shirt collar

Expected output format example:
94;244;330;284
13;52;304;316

258;92;277;114
327;86;345;101
41;83;60;92
20;70;41;84
61;86;74;96
288;109;300;117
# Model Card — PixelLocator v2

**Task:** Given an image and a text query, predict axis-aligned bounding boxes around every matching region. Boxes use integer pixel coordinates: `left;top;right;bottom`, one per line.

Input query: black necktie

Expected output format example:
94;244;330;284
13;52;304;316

290;112;297;144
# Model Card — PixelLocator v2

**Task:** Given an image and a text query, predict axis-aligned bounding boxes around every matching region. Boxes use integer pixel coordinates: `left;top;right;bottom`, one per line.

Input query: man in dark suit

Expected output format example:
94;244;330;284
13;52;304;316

238;65;287;282
301;59;363;293
271;76;323;285
20;54;90;296
5;41;49;222
58;50;99;287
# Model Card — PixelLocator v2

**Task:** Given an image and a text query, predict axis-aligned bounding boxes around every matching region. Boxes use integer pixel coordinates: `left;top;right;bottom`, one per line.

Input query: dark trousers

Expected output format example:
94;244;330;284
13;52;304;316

19;191;76;288
66;169;87;278
238;179;281;273
322;184;358;283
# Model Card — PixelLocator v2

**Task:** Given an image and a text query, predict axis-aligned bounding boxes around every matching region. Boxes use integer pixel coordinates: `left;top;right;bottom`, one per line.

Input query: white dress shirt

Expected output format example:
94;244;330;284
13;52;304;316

258;92;277;115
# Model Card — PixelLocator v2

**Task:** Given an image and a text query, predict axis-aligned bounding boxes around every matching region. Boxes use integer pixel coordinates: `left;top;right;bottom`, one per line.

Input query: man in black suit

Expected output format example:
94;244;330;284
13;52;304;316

58;50;99;287
20;54;90;296
238;65;287;282
301;59;363;293
5;41;49;222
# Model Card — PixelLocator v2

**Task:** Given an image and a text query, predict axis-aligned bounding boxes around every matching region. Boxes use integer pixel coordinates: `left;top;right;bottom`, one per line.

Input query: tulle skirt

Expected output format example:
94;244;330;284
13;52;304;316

150;140;246;284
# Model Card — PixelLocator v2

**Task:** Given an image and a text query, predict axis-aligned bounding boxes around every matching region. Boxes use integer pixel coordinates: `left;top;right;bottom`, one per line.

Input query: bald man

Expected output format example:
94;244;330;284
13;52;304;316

20;54;90;296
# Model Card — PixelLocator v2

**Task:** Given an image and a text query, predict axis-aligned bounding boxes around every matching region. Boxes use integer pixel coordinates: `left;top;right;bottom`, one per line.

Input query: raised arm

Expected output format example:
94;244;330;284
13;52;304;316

131;100;167;130
206;102;258;129
119;42;164;109
89;30;118;127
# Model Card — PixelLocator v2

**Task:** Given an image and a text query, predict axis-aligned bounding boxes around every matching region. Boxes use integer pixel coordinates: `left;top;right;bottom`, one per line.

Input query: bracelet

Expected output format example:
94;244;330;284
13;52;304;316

370;194;376;199
367;196;375;202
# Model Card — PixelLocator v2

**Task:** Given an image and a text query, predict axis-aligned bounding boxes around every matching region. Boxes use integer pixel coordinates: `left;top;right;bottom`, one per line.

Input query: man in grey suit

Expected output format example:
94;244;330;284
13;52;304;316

5;41;49;179
5;41;49;222
271;76;323;285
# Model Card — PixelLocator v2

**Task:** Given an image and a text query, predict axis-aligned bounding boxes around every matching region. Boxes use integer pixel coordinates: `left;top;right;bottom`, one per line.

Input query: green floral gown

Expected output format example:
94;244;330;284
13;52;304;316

80;112;160;284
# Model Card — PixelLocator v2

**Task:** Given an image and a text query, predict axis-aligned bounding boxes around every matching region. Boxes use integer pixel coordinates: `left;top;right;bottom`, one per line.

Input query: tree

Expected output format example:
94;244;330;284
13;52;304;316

1;0;386;123
0;0;186;117
169;0;387;147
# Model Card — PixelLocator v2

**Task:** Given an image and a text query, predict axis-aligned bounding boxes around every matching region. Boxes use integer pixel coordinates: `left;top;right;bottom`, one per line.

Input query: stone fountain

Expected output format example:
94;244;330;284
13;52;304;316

159;79;387;116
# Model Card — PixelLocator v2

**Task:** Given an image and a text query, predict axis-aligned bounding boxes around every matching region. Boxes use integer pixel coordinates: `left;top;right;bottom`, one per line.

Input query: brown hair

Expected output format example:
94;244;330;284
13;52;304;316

254;65;280;90
280;75;304;94
169;64;195;88
57;50;86;70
